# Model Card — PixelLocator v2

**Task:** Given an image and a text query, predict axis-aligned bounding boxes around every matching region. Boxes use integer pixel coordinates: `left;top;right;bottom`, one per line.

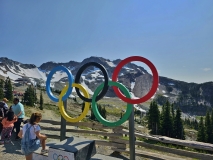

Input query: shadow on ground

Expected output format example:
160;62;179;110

110;151;129;160
0;133;23;159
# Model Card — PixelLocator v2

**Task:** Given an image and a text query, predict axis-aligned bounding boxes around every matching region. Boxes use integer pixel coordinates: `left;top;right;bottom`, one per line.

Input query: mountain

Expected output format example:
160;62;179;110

0;56;213;116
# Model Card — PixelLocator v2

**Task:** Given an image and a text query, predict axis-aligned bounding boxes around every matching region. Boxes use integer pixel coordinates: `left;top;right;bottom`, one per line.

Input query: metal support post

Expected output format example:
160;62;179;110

60;99;67;141
129;105;135;160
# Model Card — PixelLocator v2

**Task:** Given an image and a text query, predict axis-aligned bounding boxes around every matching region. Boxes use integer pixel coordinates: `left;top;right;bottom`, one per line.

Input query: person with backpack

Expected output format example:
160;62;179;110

0;110;17;144
0;98;9;133
18;113;48;160
11;98;25;139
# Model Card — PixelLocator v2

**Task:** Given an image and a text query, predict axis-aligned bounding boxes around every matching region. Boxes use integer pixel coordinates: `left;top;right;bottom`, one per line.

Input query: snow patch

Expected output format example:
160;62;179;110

81;76;94;95
0;69;22;80
124;66;134;71
134;104;146;113
168;83;175;86
130;92;139;99
106;61;116;67
151;94;155;99
131;82;135;90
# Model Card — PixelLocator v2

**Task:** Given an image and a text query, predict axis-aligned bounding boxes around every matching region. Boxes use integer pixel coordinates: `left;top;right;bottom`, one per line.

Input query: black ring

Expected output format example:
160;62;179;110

75;62;109;102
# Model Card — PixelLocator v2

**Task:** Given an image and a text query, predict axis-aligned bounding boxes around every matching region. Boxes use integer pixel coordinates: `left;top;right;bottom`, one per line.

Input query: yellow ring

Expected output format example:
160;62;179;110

58;83;90;122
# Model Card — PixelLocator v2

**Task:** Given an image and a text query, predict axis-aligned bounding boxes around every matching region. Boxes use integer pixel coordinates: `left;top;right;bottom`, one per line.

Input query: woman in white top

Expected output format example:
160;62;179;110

18;113;48;160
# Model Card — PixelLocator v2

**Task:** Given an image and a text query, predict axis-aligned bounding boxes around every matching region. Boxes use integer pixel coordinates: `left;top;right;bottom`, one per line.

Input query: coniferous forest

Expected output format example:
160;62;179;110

147;100;213;144
147;101;185;140
196;110;213;143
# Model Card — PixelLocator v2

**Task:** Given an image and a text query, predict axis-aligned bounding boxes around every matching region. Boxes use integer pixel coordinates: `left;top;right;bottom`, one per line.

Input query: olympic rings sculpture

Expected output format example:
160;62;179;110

46;56;159;127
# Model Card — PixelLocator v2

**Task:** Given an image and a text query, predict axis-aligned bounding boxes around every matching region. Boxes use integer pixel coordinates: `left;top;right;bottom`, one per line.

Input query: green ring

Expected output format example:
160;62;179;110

92;81;133;127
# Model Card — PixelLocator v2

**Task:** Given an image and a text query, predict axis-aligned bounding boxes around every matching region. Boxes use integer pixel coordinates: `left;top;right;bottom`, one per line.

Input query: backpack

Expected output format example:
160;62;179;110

21;124;40;155
0;102;9;118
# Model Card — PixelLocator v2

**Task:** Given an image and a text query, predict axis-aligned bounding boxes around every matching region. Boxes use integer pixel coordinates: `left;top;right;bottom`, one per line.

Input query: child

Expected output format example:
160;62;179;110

18;113;48;160
0;110;17;144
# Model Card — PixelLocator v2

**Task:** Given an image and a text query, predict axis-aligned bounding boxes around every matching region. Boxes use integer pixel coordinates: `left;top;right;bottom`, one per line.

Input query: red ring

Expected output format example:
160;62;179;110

112;56;159;104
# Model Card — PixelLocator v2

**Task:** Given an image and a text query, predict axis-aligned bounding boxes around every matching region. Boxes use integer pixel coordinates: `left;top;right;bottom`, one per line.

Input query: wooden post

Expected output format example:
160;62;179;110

60;99;67;141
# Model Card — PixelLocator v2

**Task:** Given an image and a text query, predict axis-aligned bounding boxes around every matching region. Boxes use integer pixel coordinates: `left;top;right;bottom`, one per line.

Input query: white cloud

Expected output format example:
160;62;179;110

203;68;211;72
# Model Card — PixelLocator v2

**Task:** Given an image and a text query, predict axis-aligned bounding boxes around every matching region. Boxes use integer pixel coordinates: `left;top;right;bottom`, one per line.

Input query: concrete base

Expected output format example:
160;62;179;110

33;136;121;160
33;147;48;160
47;137;96;160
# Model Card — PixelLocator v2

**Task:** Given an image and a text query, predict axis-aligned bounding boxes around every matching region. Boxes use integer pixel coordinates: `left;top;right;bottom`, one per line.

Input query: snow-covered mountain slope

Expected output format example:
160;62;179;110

0;57;178;99
0;57;70;82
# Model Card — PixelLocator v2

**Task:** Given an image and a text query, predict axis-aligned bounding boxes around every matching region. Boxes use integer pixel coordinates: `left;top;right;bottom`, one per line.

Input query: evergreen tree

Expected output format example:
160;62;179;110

90;104;107;121
159;104;165;134
187;118;191;126
148;102;154;130
39;90;43;110
0;79;4;99
197;117;206;142
4;78;8;95
23;85;37;106
160;101;173;137
97;104;106;119
101;106;107;119
73;97;77;102
34;88;37;104
90;103;96;120
171;104;175;138
194;119;199;130
90;108;95;120
28;86;34;106
148;101;160;134
120;112;123;119
4;77;13;101
171;104;175;120
211;110;213;141
174;108;185;139
205;110;212;143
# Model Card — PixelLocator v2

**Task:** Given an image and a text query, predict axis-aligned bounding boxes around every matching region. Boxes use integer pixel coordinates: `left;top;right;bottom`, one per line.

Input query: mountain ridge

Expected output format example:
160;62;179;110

0;56;213;116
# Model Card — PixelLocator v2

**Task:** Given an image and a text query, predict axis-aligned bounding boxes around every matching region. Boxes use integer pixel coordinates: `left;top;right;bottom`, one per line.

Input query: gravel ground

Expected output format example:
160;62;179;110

0;133;23;160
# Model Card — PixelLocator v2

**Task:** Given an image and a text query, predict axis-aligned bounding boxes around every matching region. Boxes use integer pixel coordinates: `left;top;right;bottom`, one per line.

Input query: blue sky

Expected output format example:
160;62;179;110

0;0;213;83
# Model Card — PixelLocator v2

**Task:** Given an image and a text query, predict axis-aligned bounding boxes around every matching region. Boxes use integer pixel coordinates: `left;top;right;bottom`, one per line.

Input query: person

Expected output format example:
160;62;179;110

0;110;17;144
18;113;48;160
0;98;9;133
11;98;25;139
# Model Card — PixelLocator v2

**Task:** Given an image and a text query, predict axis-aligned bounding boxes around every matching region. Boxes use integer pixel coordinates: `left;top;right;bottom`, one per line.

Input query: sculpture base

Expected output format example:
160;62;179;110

32;136;122;160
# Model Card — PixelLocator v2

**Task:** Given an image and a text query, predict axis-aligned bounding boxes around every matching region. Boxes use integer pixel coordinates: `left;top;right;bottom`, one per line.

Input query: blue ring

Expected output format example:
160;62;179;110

46;66;73;102
53;153;57;160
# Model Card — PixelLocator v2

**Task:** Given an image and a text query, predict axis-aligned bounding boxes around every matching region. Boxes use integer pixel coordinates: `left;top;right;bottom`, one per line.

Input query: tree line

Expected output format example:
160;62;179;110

0;77;43;110
197;110;213;143
147;101;185;140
